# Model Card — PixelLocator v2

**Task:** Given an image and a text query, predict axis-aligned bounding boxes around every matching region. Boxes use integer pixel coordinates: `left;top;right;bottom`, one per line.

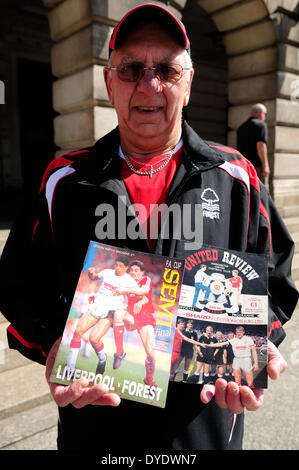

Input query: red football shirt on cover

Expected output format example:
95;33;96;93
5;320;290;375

127;275;154;315
229;276;242;289
172;328;183;354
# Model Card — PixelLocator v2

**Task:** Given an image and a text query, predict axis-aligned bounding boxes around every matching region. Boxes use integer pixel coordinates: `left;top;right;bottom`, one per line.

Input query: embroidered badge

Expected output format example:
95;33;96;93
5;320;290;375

201;188;220;220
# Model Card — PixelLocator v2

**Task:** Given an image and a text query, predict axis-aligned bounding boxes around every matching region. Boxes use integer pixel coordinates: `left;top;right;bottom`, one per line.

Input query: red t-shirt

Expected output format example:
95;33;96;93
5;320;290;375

229;276;242;289
120;141;183;251
172;328;183;354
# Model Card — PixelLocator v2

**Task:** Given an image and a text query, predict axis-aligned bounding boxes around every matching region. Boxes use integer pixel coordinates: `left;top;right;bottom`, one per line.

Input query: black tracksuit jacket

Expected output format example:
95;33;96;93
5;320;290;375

0;122;298;450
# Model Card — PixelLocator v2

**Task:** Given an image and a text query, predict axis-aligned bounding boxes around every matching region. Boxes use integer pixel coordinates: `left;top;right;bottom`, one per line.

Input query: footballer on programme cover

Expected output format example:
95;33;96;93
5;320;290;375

170;245;268;389
50;241;184;408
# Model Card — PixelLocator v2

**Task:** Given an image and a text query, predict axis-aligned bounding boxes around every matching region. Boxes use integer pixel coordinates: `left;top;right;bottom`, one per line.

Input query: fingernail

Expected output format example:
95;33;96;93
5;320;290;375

114;396;121;406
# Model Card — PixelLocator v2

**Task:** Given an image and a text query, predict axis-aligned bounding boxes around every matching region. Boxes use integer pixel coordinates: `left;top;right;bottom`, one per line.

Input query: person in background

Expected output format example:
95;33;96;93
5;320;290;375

237;103;270;184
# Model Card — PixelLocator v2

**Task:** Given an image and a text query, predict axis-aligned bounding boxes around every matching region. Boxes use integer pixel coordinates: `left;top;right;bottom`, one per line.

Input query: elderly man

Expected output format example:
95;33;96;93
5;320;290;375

0;4;297;451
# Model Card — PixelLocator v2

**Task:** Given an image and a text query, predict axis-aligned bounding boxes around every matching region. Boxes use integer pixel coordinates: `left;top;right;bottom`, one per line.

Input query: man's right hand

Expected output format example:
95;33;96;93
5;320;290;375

45;337;121;408
256;141;270;178
262;164;270;178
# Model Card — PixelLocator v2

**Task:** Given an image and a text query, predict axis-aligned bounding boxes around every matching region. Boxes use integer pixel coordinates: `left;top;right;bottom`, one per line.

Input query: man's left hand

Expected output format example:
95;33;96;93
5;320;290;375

200;340;287;413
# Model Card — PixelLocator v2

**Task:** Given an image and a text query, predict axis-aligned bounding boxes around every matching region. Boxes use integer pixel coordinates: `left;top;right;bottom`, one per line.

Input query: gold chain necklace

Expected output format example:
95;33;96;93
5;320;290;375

123;149;174;178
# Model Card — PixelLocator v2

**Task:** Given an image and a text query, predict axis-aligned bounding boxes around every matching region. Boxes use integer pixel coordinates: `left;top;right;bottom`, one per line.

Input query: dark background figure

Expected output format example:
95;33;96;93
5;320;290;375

237;103;270;185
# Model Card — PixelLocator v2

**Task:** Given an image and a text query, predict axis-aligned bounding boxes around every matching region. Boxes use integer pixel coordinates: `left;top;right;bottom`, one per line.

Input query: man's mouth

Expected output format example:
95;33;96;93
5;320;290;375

135;106;162;112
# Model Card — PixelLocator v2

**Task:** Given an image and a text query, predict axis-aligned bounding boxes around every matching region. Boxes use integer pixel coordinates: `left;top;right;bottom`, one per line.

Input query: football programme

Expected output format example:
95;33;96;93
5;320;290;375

50;241;184;407
171;245;269;389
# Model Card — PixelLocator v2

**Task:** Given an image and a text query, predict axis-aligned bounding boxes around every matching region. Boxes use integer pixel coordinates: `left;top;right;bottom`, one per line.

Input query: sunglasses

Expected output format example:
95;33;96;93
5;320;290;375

107;62;192;83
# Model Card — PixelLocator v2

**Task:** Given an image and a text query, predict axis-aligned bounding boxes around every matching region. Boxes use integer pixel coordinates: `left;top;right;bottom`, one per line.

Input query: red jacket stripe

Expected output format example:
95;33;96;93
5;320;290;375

39;150;90;193
267;320;283;337
32;219;39;240
209;144;242;156
7;325;47;357
218;161;250;248
226;158;260;194
260;201;272;255
65;149;90;156
210;144;261;193
39;156;74;193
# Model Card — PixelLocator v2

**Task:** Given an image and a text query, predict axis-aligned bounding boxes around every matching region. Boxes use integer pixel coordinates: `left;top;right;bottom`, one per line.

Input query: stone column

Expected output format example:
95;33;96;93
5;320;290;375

43;0;117;152
202;1;276;173
42;0;182;152
199;0;299;212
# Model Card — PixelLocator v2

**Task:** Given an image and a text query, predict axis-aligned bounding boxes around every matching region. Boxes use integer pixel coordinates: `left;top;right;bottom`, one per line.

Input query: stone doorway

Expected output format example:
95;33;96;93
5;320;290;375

182;0;228;145
17;57;57;194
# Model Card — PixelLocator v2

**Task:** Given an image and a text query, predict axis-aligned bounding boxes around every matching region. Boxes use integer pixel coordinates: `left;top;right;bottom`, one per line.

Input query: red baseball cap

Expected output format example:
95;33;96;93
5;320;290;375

108;3;190;56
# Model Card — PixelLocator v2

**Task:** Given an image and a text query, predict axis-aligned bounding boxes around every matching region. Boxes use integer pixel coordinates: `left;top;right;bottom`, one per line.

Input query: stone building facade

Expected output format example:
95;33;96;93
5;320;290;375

1;0;299;217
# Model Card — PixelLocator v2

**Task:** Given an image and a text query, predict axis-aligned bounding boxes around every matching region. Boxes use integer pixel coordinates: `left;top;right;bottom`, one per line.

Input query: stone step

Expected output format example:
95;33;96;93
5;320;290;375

284;216;299;234
0;401;58;450
0;362;52;420
291;232;299;253
292;253;299;280
278;205;299;219
0;312;6;323
0;229;9;255
0;347;31;375
2;424;57;451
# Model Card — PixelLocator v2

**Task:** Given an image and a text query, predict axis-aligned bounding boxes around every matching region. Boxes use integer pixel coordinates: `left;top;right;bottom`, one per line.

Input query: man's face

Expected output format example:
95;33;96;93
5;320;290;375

178;321;185;331
114;261;128;276
129;264;144;281
260;108;267;121
206;327;213;337
236;328;244;339
258;107;267;121
104;24;193;151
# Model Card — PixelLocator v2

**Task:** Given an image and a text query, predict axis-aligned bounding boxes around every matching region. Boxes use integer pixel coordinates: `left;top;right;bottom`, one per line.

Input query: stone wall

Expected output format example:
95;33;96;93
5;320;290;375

42;0;299;212
43;0;182;151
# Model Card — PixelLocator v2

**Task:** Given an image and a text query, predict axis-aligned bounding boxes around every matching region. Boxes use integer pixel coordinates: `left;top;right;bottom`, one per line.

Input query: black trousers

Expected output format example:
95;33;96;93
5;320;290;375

57;382;244;451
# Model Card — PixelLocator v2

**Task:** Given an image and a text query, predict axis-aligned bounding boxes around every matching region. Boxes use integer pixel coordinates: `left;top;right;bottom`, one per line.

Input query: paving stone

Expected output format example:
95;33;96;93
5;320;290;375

0;401;58;449
2;425;57;450
0;362;52;420
243;312;299;450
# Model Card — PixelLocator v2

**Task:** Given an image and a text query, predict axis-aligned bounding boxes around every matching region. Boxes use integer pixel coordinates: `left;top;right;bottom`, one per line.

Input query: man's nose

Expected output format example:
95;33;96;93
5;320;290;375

136;69;163;95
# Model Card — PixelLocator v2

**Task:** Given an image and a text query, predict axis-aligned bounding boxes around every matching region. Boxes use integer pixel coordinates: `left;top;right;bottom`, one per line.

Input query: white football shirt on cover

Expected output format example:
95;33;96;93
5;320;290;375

194;270;210;286
96;269;139;310
229;336;254;358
